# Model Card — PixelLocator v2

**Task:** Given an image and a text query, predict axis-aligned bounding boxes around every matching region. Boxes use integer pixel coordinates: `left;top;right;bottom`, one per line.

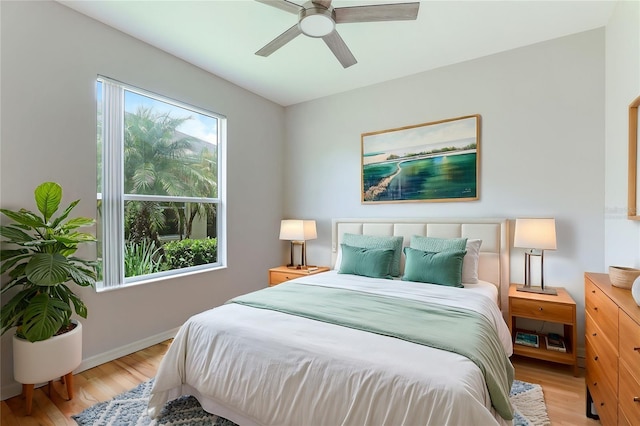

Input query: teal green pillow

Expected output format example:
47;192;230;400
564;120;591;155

401;247;466;287
338;244;395;279
410;235;467;252
342;233;403;277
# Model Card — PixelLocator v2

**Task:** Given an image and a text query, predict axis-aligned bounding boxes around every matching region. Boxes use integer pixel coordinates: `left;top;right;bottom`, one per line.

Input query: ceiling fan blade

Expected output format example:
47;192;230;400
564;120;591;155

334;2;420;23
256;24;302;57
322;31;357;68
255;0;303;15
311;0;332;9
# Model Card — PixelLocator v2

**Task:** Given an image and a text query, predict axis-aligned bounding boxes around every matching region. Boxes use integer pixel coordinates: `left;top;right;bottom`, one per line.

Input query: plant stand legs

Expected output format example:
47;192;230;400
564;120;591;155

63;372;74;399
22;384;34;415
21;372;74;415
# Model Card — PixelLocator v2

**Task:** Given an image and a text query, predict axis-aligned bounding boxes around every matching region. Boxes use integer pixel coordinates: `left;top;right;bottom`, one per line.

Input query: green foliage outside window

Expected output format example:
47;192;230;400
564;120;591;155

163;238;217;269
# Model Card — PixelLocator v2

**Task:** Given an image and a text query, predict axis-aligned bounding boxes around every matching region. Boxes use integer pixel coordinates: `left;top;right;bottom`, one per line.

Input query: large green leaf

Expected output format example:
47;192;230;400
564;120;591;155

21;293;70;342
0;209;44;229
34;182;62;223
0;287;36;333
53;232;96;245
25;253;69;286
0;248;29;262
68;264;96;287
0;225;35;243
0;252;30;275
57;284;88;318
58;217;95;231
50;200;79;228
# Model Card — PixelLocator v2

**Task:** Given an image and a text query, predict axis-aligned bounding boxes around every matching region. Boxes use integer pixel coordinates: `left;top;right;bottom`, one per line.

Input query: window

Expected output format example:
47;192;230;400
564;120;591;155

97;77;225;290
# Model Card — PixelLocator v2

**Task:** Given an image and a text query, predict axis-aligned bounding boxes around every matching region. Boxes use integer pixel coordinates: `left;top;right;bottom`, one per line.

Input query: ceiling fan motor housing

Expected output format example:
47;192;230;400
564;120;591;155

298;7;335;38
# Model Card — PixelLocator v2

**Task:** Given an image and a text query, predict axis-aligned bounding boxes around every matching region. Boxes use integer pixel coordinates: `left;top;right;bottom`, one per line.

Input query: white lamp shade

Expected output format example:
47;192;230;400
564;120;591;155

514;218;557;250
279;220;317;241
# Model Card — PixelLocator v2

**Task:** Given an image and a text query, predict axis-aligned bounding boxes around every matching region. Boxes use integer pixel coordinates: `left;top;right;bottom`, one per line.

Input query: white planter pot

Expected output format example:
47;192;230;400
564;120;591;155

13;320;82;384
633;276;640;307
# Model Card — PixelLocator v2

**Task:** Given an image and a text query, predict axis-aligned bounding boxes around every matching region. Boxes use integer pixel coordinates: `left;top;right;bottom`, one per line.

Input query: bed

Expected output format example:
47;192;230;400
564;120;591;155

148;218;514;425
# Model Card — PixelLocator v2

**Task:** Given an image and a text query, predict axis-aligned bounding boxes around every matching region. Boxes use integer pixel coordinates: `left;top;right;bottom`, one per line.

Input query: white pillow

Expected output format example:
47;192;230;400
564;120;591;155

462;239;482;284
334;247;343;270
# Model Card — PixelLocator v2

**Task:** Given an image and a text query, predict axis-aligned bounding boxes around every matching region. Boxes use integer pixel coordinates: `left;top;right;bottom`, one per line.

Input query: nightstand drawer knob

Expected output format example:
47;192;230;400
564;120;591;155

594;356;599;361
600;402;605;407
594;307;599;311
593;382;597;386
592;333;597;336
634;397;639;403
634;347;640;352
538;307;543;311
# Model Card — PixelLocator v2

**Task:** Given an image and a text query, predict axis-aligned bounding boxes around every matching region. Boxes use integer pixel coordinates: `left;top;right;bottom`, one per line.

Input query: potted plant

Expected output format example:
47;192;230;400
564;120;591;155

0;181;97;413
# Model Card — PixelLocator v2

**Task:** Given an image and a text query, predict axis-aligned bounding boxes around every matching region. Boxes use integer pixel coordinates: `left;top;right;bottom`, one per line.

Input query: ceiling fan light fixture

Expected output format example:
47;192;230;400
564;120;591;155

299;8;335;37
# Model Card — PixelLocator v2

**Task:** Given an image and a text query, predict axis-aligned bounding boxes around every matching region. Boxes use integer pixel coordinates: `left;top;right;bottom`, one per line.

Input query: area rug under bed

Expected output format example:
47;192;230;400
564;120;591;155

72;379;550;426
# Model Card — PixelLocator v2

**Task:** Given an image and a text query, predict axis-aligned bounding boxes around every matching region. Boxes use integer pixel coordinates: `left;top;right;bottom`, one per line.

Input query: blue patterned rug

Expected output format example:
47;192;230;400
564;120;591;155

73;379;549;425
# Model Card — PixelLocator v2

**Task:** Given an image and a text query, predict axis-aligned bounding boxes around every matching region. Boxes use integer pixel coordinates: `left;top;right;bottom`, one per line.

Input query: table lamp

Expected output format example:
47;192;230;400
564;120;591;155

279;219;317;269
514;218;557;295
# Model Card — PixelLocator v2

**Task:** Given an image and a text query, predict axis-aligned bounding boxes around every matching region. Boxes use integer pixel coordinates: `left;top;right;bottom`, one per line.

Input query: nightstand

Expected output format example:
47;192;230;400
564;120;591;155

508;284;578;376
268;265;330;286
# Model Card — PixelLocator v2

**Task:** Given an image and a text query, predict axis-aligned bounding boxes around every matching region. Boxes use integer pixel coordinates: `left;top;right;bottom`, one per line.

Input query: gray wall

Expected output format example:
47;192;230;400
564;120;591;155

284;29;605;353
0;1;284;398
604;0;640;267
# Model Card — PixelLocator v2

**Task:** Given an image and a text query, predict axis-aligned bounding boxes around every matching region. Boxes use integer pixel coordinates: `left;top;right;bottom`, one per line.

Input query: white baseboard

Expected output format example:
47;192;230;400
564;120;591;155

1;327;179;401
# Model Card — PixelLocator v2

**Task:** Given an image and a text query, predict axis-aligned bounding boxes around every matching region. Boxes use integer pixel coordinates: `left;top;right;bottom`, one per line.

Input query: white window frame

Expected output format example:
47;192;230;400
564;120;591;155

97;76;226;291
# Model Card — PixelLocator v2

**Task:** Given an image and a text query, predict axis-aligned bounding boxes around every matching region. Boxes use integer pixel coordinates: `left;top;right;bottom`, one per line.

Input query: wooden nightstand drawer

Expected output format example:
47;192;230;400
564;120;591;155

269;271;298;285
585;278;619;348
268;266;330;286
620;359;640;426
620;310;640;374
510;297;574;323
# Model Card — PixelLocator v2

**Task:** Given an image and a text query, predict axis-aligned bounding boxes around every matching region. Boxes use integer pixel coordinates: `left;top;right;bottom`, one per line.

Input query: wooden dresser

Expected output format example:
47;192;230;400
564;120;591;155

584;272;640;425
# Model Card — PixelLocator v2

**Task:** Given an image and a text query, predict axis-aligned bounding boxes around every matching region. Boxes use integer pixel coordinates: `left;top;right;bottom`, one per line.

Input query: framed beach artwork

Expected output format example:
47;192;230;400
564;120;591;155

361;115;480;204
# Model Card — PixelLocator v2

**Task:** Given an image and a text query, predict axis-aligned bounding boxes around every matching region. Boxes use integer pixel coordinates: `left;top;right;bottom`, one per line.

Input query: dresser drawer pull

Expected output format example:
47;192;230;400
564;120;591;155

634;397;640;403
591;290;596;293
593;382;597;386
594;356;599;361
592;333;597;336
593;307;599;311
600;402;605;407
634;347;640;352
538;307;543;311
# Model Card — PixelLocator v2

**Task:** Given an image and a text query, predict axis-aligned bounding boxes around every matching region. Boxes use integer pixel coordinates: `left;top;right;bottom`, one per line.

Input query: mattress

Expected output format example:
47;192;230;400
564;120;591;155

148;271;513;425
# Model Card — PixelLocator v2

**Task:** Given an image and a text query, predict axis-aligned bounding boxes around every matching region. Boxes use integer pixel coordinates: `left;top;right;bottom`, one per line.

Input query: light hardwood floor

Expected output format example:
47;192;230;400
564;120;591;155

1;341;599;425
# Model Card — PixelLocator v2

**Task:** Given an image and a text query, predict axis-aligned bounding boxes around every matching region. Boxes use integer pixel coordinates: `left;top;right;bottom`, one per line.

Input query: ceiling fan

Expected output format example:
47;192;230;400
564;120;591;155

255;0;420;68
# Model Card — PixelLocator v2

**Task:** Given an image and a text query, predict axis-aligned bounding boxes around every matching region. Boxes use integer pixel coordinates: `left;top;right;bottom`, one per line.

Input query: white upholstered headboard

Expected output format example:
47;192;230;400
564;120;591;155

331;218;510;311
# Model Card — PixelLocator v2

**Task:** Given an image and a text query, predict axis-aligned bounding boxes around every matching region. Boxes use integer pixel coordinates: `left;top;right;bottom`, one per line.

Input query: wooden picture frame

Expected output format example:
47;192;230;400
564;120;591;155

629;95;640;220
361;115;480;204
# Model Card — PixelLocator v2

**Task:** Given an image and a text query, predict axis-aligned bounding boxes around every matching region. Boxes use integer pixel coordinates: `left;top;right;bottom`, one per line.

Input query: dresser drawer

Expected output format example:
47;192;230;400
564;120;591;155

619;310;640;374
586;311;617;358
586;332;618;395
619;359;640;426
587;368;618;426
585;278;619;348
510;297;574;323
619;405;633;426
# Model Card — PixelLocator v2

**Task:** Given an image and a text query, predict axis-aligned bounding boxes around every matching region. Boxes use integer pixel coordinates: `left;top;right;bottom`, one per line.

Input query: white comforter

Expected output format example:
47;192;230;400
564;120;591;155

148;272;513;426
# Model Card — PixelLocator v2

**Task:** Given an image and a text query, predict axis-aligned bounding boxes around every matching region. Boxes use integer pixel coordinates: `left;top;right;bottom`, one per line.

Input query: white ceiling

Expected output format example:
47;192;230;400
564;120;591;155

58;0;617;106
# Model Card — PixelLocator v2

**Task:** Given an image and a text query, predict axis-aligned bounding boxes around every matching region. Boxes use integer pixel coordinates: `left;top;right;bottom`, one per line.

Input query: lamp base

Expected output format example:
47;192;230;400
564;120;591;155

516;285;558;295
